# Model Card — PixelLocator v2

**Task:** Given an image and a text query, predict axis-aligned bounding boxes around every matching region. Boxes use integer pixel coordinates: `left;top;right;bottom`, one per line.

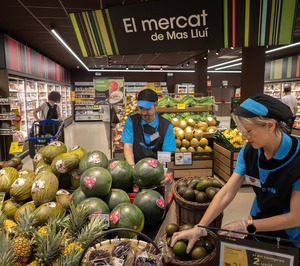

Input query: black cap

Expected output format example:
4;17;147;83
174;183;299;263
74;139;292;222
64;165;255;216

235;94;293;125
137;89;158;102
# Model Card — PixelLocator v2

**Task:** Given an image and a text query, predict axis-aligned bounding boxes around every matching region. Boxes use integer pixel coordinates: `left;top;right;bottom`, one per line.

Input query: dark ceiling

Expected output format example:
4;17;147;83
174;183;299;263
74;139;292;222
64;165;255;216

0;0;300;72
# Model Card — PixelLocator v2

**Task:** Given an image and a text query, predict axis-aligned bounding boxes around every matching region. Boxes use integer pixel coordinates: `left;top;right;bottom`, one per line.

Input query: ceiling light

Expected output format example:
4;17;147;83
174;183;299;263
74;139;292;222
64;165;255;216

76;66;80;69
266;41;300;54
51;29;89;71
181;64;184;68
126;66;129;70
215;62;242;70
143;66;146;70
207;49;210;53
89;68;241;73
231;47;235;49
186;62;190;67
194;59;198;63
208;58;242;69
216;49;220;55
204;54;208;60
160;67;163;70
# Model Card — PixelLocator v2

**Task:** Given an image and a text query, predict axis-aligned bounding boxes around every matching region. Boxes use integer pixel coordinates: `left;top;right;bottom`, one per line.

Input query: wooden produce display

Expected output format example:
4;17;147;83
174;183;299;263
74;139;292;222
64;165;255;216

214;143;239;182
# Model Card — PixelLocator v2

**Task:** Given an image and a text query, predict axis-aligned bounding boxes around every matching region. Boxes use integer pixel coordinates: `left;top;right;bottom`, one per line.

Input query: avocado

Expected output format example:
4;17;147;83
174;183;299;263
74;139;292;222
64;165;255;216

205;240;215;253
177;180;187;187
196;179;213;191
212;178;222;188
178;186;187;197
180;224;194;231
3;160;18;169
194;189;199;196
205;187;218;200
188;179;200;189
194;237;206;248
191;246;207;260
195;191;208;203
166;223;180;236
183;188;195;201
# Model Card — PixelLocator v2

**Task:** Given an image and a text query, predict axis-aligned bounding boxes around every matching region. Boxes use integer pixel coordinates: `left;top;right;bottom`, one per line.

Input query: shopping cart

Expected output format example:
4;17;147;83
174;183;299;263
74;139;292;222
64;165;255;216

28;120;64;159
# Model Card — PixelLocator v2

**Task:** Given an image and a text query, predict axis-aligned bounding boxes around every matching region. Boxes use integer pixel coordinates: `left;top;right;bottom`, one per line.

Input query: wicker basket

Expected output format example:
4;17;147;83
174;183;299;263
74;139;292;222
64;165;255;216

166;229;217;266
174;176;223;227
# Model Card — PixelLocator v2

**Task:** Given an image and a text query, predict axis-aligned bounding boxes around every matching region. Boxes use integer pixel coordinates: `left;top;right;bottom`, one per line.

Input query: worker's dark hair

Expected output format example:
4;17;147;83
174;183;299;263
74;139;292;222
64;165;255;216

48;91;61;102
284;86;291;93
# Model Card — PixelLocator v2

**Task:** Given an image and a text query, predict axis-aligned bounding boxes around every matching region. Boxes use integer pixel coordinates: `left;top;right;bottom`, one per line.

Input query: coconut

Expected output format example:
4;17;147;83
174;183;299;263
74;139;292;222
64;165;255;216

3;199;20;220
56;189;71;209
14;202;36;223
207;126;217;133
0;167;19;192
10;173;36;201
32;172;59;206
194;129;204;140
204;146;213;152
34;202;65;226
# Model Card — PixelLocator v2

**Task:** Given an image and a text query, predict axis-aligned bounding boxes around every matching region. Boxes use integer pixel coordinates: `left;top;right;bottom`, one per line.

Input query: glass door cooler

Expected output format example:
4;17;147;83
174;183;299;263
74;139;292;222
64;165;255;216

25;80;38;134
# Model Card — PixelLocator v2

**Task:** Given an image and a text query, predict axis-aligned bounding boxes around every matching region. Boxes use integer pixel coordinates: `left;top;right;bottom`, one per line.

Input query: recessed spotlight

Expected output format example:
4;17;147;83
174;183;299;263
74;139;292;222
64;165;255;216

181;64;184;68
231;47;235;49
186;61;190;67
207;49;210;53
126;66;129;70
160;67;163;70
143;66;146;70
204;54;208;60
76;66;80;69
194;59;198;63
216;49;220;55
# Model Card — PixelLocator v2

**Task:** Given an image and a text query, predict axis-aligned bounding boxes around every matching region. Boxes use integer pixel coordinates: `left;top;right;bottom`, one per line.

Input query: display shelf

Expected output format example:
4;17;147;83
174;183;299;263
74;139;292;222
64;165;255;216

157;106;213;113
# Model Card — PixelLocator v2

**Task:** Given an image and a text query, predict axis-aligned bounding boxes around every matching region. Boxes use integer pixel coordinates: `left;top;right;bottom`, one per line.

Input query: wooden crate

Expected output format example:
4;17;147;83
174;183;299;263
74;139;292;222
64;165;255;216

168;153;213;179
213;143;239;182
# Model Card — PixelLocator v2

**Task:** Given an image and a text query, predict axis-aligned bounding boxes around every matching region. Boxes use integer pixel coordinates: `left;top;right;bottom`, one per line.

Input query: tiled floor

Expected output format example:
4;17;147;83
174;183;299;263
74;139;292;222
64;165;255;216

22;119;255;228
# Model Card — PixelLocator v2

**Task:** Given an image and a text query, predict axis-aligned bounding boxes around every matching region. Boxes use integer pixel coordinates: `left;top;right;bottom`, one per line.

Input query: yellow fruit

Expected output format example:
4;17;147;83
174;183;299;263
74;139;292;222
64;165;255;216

190;138;199;148
197;147;205;152
4;219;17;233
184;126;193;132
63;242;83;255
37;226;48;237
204;146;212;152
174;127;181;133
176;148;180;152
187;147;195;152
207;126;216;133
193;129;204;140
28;261;40;266
180;147;187;152
197;122;208;129
176;139;181;148
184;131;194;141
181;139;190;148
198;126;207;132
199;138;209;148
13;236;32;259
187;119;196;127
206;117;216;126
176;129;185;140
171;118;180;127
179;120;187;129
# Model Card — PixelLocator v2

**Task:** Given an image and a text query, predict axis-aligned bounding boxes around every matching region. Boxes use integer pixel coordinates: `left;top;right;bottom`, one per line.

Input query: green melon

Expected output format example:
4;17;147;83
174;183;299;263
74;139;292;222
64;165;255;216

71;187;87;207
3;199;20;220
51;153;80;175
0;167;19;192
19;168;35;177
133;158;164;189
31;172;59;206
33;153;44;170
134;190;165;226
14;201;36;223
35;161;54;175
39;141;67;163
34;202;65;226
77;197;110;216
107;160;133;191
104;189;130;211
69;145;87;160
79;151;108;173
56;189;71;209
80;167;112;198
107;158;122;165
69;168;81;189
10;173;36;201
110;203;145;238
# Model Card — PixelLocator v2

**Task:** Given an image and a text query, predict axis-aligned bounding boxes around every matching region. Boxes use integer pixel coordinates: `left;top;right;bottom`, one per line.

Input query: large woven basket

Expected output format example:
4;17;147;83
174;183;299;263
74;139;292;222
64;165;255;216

174;176;223;227
166;229;217;266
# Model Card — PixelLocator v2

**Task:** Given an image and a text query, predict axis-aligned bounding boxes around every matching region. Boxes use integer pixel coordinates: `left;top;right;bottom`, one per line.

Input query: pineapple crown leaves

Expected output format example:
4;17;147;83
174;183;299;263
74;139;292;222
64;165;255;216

67;203;89;237
0;233;16;266
77;216;105;249
34;223;66;265
15;208;37;237
58;248;83;266
47;211;68;231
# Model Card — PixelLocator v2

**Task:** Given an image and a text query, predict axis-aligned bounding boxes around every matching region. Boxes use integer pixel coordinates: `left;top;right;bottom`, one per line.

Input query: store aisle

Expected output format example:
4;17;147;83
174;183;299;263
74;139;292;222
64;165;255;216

22;121;110;169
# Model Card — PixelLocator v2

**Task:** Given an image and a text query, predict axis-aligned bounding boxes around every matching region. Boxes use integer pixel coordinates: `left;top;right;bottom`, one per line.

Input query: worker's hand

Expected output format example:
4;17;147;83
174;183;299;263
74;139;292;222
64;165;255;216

219;220;247;238
171;227;207;254
58;117;63;122
36;119;41;123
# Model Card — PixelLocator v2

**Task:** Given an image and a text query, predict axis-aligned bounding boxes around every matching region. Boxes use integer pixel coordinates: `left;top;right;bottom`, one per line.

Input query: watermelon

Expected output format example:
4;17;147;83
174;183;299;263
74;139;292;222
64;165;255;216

80;167;112;198
104;189;130;211
107;158;122;165
77;197;110;216
110;203;144;238
133;158;164;189
134;190;165;226
107;160;133;191
71;187;86;207
79;151;108;173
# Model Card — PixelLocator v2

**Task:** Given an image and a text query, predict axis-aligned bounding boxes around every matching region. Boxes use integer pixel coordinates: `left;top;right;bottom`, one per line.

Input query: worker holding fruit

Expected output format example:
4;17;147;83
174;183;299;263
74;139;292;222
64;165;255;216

122;89;176;165
172;94;300;255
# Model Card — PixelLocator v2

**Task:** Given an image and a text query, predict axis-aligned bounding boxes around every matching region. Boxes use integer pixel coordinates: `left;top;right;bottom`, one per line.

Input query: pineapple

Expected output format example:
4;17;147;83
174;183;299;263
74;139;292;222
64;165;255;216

12;208;36;263
37;226;48;237
34;223;65;265
28;261;40;266
0;232;16;265
59;248;83;266
4;219;17;234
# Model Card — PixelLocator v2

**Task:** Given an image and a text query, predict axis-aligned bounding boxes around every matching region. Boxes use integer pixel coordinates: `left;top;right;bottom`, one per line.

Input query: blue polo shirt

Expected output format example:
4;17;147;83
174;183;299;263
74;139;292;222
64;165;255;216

122;114;176;152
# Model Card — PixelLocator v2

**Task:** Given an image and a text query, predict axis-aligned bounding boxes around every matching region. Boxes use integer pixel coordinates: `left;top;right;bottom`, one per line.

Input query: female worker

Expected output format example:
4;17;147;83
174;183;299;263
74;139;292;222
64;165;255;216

171;95;300;254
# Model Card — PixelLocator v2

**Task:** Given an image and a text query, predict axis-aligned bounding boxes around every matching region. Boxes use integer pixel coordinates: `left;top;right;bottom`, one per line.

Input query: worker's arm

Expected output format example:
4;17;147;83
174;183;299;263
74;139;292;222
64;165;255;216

163;124;176;152
293;107;298;116
33;106;42;122
124;144;135;166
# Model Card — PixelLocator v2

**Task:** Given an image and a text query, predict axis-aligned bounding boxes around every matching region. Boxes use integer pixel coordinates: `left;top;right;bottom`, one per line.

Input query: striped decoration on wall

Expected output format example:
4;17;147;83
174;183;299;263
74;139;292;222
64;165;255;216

4;36;70;83
223;0;297;48
69;10;119;57
265;54;300;81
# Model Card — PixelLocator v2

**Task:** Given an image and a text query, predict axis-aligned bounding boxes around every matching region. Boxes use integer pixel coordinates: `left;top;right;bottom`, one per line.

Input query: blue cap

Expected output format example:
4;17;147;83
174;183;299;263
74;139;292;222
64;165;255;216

137;101;155;110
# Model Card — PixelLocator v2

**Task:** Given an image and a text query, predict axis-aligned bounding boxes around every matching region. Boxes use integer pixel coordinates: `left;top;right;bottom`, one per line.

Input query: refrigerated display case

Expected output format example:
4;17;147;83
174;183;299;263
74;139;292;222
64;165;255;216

25;80;38;135
66;87;72;118
263;83;282;99
37;82;48;105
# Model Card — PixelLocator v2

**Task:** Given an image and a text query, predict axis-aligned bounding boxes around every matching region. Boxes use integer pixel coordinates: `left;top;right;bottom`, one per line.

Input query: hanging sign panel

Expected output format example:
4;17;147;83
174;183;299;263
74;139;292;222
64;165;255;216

94;78;124;105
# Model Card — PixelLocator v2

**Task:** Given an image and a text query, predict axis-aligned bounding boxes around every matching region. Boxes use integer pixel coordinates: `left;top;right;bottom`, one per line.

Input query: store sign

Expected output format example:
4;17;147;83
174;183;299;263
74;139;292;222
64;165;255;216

94;78;124;105
175;152;192;165
9;142;24;154
222;80;228;86
157;151;171;163
217;236;299;266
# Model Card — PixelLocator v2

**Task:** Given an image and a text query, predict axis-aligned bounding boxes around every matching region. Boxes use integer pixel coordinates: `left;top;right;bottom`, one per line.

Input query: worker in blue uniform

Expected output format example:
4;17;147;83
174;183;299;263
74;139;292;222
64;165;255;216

172;94;300;255
122;89;176;165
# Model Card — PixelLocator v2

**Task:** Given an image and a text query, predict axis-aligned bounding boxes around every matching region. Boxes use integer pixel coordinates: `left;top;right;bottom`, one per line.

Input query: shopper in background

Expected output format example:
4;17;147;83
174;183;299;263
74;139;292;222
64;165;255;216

172;95;300;256
122;89;176;165
281;86;298;116
103;105;119;149
33;91;62;122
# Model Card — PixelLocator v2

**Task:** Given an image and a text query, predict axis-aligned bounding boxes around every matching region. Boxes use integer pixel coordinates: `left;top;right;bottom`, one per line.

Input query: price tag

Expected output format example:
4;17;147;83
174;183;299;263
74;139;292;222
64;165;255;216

157;151;171;163
177;104;186;109
9;142;24;154
174;152;192;165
